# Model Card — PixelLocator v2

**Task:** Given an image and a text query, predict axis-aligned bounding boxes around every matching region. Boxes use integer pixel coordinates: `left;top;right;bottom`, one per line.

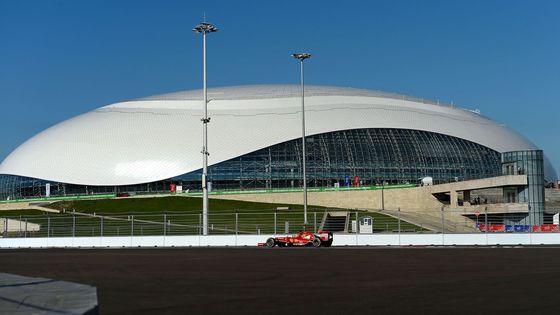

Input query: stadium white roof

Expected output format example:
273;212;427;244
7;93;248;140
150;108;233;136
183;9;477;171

0;85;556;185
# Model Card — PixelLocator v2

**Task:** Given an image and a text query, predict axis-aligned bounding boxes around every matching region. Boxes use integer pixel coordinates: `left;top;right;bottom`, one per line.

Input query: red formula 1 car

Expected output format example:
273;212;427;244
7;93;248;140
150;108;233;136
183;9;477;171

265;231;333;248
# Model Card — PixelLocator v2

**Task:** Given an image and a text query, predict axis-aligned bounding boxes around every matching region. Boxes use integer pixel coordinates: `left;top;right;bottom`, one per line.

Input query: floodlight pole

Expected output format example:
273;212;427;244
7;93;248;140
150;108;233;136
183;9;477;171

292;53;311;225
194;22;218;236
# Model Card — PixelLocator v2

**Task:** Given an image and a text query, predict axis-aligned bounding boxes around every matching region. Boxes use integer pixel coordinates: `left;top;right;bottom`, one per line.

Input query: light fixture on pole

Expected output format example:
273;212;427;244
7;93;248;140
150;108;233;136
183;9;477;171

292;53;311;225
193;22;218;236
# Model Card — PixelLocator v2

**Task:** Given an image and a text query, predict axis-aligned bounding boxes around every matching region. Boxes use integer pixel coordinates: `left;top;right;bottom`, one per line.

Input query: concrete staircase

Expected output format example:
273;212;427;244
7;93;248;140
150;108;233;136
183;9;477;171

319;211;349;233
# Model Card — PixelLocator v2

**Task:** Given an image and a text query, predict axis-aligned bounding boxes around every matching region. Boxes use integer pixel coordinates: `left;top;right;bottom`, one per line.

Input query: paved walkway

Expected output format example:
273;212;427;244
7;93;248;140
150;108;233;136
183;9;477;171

0;273;98;314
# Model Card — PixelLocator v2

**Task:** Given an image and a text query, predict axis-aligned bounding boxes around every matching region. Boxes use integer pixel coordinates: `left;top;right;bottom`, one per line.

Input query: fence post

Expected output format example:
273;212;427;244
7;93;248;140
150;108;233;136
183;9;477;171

131;215;134;237
439;207;445;246
355;212;359;245
25;218;28;238
484;206;488;245
398;208;401;246
484;207;488;231
72;214;75;238
273;212;277;235
356;212;359;233
199;213;202;235
163;214;167;236
3;218;7;238
314;212;317;233
100;216;103;237
234;212;238;246
441;207;445;234
398;208;401;234
47;216;50;238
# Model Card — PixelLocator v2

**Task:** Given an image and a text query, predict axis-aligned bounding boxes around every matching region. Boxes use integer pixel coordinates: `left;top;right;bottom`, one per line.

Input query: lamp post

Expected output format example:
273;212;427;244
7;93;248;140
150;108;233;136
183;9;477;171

292;53;311;225
381;180;385;211
193;22;218;236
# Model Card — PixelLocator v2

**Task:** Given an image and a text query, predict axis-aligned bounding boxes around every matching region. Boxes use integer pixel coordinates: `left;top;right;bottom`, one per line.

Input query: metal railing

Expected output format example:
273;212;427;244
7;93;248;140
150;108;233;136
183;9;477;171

1;208;558;238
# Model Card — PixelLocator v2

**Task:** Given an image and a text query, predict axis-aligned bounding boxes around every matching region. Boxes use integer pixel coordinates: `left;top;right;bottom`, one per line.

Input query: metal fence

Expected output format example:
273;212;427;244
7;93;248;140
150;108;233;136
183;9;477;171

1;208;559;238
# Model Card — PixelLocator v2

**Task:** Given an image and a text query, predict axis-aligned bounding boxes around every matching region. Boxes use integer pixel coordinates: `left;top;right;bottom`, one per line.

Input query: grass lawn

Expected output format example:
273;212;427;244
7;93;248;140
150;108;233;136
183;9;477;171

1;196;424;237
46;196;307;214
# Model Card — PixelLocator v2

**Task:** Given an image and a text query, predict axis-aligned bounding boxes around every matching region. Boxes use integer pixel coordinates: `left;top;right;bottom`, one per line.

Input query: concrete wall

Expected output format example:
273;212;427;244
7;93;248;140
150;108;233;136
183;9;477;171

1;233;560;248
427;175;527;194
0;218;40;233
0;202;58;213
210;187;443;212
0;202;32;211
460;203;529;214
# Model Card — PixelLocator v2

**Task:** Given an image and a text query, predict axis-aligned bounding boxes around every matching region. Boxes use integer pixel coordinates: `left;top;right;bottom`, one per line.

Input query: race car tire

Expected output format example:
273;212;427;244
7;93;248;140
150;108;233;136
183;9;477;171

266;238;276;248
312;238;322;247
323;239;333;247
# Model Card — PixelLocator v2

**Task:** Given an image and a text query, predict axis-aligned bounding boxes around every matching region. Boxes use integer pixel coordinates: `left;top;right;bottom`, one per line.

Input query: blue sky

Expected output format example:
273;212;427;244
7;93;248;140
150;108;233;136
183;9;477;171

0;0;559;177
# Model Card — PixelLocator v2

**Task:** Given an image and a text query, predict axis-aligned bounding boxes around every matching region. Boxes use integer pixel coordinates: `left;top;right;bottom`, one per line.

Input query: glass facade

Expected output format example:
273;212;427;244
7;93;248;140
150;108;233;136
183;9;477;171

502;150;545;225
0;128;503;200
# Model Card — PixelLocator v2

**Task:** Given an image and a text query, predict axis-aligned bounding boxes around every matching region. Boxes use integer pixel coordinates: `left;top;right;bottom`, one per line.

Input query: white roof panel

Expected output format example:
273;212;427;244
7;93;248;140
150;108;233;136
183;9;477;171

0;85;556;184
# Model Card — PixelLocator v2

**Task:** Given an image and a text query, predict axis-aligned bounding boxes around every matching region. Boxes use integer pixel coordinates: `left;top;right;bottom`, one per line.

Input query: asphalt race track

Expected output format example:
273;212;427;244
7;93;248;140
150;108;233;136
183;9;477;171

1;247;559;314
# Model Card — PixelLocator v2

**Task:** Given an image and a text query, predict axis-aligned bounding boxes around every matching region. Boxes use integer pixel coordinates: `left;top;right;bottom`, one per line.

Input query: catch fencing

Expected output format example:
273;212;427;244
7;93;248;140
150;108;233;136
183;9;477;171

2;208;559;239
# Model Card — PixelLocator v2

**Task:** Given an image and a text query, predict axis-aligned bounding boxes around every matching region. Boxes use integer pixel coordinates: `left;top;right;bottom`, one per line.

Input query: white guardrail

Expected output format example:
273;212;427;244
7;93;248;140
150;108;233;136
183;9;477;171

2;233;560;248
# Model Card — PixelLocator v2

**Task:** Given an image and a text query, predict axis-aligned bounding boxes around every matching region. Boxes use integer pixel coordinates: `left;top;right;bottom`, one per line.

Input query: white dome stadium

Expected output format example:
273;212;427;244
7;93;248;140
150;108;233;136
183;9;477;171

0;85;556;188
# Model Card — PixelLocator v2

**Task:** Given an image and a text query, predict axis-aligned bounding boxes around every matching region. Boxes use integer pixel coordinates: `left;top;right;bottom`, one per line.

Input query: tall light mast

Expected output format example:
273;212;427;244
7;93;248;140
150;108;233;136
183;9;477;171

292;53;312;225
193;22;218;235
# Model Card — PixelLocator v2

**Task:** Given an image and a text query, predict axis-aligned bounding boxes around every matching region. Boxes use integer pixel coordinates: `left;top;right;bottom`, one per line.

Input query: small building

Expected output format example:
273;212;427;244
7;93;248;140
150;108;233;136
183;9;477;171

359;216;374;234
